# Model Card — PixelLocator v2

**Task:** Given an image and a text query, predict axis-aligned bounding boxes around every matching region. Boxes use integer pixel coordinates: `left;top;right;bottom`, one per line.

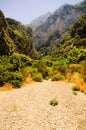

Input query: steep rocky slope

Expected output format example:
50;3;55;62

0;10;37;58
34;0;86;50
40;14;86;61
30;12;51;31
0;11;14;56
7;18;37;58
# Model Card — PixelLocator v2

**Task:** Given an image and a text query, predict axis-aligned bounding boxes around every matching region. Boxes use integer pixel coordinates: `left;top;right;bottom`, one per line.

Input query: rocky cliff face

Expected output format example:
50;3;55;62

34;2;86;50
0;10;14;56
7;18;36;58
0;10;37;58
30;12;51;31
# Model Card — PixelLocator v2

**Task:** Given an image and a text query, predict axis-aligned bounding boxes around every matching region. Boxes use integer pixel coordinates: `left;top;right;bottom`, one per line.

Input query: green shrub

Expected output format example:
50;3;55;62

50;98;58;106
51;73;65;81
30;68;38;76
32;73;43;82
67;47;80;64
41;58;53;67
53;65;67;75
10;80;22;88
72;86;79;91
33;61;49;78
72;86;79;95
0;71;24;88
20;67;32;78
59;65;67;75
72;91;77;95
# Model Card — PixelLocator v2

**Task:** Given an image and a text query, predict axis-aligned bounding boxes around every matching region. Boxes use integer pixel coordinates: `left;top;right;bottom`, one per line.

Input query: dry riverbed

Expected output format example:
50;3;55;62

0;80;86;130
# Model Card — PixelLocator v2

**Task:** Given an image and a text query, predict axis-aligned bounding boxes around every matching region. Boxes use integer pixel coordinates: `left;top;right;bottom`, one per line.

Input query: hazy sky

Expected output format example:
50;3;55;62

0;0;83;24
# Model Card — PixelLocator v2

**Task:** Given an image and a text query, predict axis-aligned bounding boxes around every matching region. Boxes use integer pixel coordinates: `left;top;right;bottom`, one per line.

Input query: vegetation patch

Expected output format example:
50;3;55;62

0;54;32;88
32;73;43;82
72;85;79;91
72;91;78;95
71;85;79;95
50;98;58;106
51;73;65;81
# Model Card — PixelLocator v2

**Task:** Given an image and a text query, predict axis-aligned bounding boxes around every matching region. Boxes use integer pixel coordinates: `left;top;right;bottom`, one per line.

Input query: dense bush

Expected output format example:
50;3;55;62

0;54;32;88
52;64;67;75
51;73;65;81
32;73;43;82
0;56;13;71
33;61;49;78
0;71;23;87
67;47;80;64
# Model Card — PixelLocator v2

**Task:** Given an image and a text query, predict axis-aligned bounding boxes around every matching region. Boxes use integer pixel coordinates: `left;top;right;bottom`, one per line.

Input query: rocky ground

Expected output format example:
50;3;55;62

0;80;86;130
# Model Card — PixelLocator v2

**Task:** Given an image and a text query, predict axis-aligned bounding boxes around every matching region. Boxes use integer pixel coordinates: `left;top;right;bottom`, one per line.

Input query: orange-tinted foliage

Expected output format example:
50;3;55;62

0;83;13;91
21;77;35;88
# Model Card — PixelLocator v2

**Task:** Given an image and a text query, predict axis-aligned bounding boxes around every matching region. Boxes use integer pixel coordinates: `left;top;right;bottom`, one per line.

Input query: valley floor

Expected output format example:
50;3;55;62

0;80;86;130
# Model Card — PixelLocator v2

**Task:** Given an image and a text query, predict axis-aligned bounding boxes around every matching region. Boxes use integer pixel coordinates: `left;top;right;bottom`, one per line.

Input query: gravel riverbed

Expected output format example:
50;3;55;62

0;80;86;130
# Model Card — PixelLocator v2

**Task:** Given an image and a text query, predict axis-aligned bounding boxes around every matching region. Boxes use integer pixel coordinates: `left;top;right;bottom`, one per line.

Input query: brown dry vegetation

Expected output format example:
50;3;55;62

21;76;35;88
0;83;13;91
69;64;81;69
66;72;86;94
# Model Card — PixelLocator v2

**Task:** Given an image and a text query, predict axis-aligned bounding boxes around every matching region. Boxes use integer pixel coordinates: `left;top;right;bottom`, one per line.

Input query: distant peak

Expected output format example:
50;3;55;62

54;4;74;14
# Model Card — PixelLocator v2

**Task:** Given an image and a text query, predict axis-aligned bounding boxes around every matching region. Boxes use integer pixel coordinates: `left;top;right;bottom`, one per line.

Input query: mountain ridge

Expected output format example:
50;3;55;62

33;0;86;50
30;12;51;31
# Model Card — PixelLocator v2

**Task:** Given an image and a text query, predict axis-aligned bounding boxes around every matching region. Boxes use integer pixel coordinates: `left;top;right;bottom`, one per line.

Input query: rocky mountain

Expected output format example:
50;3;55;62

50;14;86;61
0;11;14;56
0;10;37;58
34;0;86;50
30;12;51;31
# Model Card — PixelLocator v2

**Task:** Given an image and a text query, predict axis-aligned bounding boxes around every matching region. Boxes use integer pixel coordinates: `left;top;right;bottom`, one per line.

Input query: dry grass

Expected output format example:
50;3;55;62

69;64;81;68
0;83;13;91
21;76;35;88
67;72;86;94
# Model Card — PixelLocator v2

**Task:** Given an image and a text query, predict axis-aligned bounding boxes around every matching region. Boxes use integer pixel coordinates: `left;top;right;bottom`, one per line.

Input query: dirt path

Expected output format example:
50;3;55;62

0;80;86;130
